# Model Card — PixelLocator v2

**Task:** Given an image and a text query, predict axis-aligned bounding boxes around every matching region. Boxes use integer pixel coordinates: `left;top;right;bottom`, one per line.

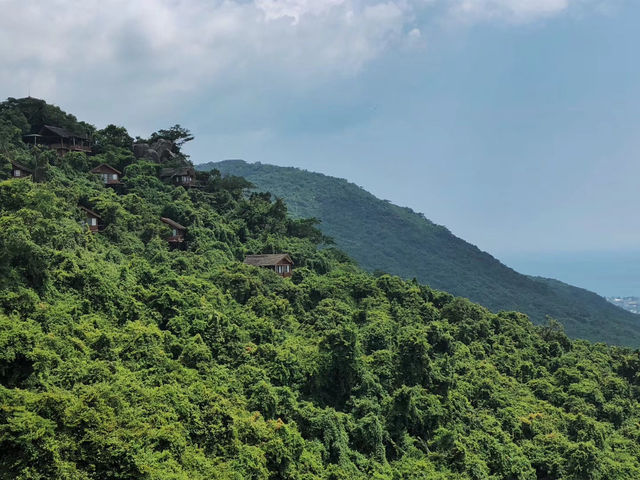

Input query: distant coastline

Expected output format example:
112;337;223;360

607;296;640;315
501;250;640;298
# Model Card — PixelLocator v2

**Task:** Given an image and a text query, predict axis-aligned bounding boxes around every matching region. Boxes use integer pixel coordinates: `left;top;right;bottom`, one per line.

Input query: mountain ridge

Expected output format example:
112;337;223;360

199;159;640;347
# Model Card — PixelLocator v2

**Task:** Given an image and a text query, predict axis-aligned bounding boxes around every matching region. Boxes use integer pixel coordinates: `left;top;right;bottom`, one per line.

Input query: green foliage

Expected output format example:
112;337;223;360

0;119;25;155
0;97;93;137
93;124;134;154
2;101;640;479
148;125;194;153
204;160;640;347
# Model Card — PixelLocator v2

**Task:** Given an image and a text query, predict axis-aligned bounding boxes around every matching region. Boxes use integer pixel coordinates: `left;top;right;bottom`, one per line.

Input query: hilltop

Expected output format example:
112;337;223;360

2;99;640;478
200;160;640;347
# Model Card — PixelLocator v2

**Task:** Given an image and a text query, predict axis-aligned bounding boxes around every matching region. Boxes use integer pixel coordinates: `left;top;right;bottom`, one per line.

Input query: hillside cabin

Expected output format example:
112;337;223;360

91;163;122;185
26;125;92;155
161;217;187;249
244;254;294;278
160;167;197;188
11;161;32;179
80;206;101;233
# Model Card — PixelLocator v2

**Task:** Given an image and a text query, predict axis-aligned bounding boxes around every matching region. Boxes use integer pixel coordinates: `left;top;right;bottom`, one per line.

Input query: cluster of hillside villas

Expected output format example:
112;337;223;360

9;125;293;277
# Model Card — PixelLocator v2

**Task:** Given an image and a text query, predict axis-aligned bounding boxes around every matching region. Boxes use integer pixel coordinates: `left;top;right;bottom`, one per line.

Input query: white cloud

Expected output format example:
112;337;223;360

448;0;572;22
256;0;347;23
0;2;412;114
0;0;596;131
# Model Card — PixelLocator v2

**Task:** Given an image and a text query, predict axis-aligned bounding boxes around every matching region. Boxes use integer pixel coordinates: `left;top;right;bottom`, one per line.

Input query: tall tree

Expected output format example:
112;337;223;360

148;124;194;153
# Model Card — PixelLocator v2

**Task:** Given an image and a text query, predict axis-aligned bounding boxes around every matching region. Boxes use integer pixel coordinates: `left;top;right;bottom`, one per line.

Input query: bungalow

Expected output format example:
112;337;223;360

159;167;197;188
26;125;91;155
244;254;294;278
11;161;32;179
161;217;187;249
80;206;101;233
91;163;122;185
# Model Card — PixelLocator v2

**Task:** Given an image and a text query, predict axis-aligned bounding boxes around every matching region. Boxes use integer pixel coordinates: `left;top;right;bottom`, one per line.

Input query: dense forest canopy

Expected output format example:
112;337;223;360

203;160;640;348
2;99;640;479
0;97;94;138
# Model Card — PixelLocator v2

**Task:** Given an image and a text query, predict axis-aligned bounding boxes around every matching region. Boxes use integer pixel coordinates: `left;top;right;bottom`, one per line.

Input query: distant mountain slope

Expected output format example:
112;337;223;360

199;160;640;346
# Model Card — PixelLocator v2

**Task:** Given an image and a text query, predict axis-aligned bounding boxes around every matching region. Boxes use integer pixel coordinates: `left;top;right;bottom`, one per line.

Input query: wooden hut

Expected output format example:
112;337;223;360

159;167;197;188
244;254;294;278
11;161;32;179
161;217;187;248
35;125;91;155
80;206;101;233
91;163;122;185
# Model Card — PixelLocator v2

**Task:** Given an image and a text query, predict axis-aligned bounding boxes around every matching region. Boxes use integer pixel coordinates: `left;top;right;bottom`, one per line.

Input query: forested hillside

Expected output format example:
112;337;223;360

2;99;640;479
202;160;640;347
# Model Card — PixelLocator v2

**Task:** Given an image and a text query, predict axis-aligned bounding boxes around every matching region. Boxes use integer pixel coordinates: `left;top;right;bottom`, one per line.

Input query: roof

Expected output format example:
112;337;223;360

90;163;122;175
244;254;294;267
79;206;101;219
159;167;195;178
11;161;32;173
159;168;176;178
161;217;187;231
40;125;89;140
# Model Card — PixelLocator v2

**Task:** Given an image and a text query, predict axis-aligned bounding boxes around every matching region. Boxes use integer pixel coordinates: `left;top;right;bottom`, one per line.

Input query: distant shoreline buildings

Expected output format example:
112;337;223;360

607;296;640;314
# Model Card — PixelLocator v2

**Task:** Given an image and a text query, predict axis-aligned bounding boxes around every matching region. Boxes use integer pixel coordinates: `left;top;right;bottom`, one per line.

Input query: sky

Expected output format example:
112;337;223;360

2;0;639;295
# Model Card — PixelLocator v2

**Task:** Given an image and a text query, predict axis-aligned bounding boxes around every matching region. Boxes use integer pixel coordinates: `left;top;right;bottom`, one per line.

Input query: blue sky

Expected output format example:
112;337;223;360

2;0;639;295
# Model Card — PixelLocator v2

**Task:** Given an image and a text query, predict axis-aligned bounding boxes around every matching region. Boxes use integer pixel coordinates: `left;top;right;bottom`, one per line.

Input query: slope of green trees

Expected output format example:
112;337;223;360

2;100;640;479
201;160;640;347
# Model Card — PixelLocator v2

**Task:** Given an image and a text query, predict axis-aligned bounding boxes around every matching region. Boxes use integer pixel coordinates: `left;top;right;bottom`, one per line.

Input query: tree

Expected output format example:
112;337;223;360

149;124;194;153
33;149;55;183
0;119;24;154
317;322;362;408
94;124;133;152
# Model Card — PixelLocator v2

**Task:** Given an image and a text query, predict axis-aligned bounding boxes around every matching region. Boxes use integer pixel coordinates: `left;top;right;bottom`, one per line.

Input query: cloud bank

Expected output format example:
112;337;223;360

0;0;593;129
450;0;571;22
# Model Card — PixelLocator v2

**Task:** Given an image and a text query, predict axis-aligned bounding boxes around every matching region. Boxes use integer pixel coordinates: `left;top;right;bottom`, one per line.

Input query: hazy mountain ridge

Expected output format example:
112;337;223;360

200;159;640;346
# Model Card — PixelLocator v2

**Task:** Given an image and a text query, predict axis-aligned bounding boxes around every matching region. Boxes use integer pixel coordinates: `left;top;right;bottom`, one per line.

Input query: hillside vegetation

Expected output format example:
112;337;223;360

202;160;640;347
2;99;640;479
